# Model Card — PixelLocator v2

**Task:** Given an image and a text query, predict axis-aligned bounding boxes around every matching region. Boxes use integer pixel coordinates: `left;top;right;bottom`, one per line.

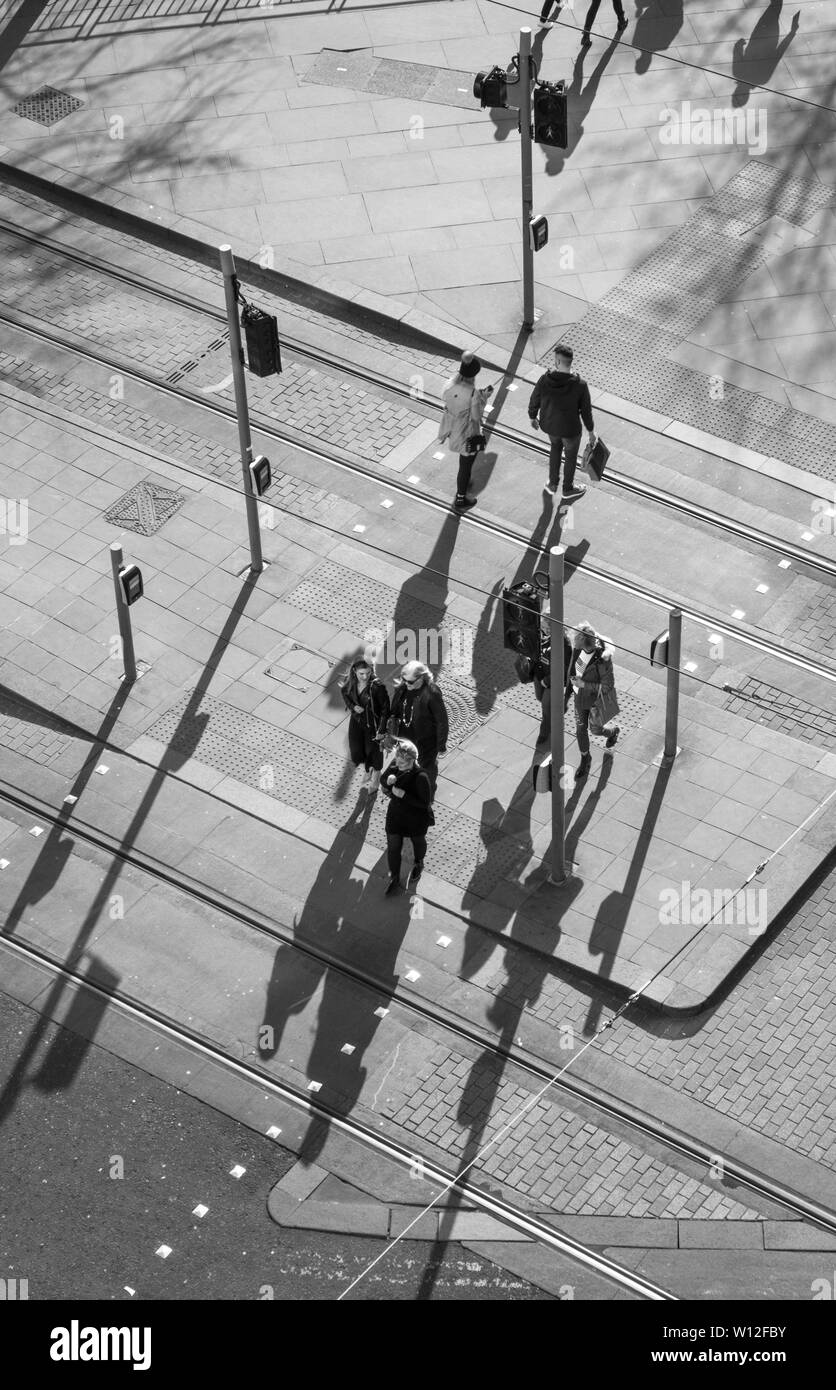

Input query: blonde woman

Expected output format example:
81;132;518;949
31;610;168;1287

566;621;620;779
437;351;494;512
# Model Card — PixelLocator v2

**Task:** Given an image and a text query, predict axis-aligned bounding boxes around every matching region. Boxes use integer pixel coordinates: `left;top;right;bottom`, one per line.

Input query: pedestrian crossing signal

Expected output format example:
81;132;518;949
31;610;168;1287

473;66;508;108
502;580;542;660
533;79;568;148
650;631;670;667
118;563;143;606
530;216;548;252
249;455;271;497
242;303;282;377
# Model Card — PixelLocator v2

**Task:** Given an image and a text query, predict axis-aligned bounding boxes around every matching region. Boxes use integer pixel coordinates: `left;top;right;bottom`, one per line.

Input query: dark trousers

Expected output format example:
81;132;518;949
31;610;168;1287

539;0;560;19
456;453;475;497
548;433;581;490
387;832;427;879
574;697;617;755
420;756;438;800
348;719;382;771
583;0;626;33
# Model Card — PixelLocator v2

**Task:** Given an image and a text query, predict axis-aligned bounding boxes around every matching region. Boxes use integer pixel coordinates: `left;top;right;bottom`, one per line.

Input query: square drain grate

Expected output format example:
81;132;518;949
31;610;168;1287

104;479;184;536
12;86;84;126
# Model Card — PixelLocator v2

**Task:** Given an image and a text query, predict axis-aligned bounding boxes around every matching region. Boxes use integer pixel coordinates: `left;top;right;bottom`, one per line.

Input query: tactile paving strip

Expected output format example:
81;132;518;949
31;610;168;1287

549;161;836;481
723;678;836;747
11;85;83;126
144;691;539;895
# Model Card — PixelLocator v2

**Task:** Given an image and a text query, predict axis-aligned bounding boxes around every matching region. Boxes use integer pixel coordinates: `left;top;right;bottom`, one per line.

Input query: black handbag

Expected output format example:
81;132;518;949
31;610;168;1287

466;433;487;453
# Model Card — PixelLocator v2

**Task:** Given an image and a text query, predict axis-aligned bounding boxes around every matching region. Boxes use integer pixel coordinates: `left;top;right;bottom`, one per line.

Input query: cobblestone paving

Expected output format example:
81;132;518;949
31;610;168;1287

380;1045;761;1220
553;162;836;482
0;350;351;529
481;862;836;1171
723;677;836;746
0;694;74;766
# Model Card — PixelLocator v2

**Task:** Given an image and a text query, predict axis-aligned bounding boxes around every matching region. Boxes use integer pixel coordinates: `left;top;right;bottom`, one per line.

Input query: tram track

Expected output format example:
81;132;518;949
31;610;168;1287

2;773;834;1254
3;214;834;582
5;302;836;689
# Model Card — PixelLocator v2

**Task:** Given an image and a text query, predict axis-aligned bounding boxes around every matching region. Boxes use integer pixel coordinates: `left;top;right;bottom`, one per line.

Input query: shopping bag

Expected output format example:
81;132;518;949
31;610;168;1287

580;436;610;483
589;686;620;734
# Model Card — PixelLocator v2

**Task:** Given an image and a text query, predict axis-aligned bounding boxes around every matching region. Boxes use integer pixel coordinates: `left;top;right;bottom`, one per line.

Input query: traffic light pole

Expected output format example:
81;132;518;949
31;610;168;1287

549;544;569;884
110;541;137;683
519;27;535;331
219;244;265;577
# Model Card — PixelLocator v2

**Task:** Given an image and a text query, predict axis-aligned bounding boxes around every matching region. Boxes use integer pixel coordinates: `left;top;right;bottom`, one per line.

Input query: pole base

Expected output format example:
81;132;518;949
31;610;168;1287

652;746;680;767
237;559;270;579
117;660;149;684
548;860;576;887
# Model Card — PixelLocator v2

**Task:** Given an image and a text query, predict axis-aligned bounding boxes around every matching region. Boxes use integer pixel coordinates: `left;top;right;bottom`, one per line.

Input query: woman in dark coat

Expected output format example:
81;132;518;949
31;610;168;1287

381;740;434;895
340;657;390;791
566;621;620;779
388;660;449;799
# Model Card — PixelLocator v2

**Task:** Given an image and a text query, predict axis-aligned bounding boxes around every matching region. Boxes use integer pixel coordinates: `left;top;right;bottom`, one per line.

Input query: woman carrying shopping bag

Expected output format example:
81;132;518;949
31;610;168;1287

339;656;390;791
566;621;620;780
437;352;494;512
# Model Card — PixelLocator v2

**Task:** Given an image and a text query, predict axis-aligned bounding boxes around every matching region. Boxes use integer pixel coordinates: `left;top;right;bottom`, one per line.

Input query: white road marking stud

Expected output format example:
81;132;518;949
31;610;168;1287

124;1287;135;1296
405;968;421;982
508;383;518;391
341;1044;355;1055
756;583;769;593
29;826;43;837
155;1245;172;1259
307;1081;322;1092
374;1006;389;1018
381;499;393;508
337;66;347;71
801;530;814;541
684;661;698;672
437;935;452;948
229;1164;246;1179
433;451;445;459
778;559;791;569
64;795;77;804
353;524;366;533
732;608;745;619
266;1126;282;1139
193;1204;209;1218
708;633;721;645
408;475;421;484
0;860;8;869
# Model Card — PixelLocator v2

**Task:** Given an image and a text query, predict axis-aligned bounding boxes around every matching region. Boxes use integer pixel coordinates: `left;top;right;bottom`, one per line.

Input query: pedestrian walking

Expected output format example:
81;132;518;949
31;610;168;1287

581;0;627;45
388;660;449;798
566;621;620;779
381;740;434;895
340;656;390;791
528;343;596;503
538;0;561;24
437;351;494;512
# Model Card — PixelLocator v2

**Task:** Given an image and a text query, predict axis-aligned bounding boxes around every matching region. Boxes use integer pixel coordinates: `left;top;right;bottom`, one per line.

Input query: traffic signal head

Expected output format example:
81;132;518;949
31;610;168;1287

242;303;282;377
502;580;542;660
533;79;568;148
473;65;508;109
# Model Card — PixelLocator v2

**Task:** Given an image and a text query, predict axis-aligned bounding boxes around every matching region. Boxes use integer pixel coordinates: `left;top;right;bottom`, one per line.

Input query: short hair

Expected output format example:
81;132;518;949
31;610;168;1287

554;343;574;364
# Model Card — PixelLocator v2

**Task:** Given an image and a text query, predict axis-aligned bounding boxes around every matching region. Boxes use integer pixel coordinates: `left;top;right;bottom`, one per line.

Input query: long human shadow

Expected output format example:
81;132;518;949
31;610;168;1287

386;510;462;683
542;33;620;177
0;574;261;1126
418;788;584;1299
260;795;415;1167
584;759;673;1034
0;0;52;70
731;0;800;107
633;0;685;75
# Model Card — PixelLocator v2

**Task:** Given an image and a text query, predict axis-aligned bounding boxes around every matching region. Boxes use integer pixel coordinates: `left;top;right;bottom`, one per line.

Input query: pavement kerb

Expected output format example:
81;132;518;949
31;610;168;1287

2;152;833;503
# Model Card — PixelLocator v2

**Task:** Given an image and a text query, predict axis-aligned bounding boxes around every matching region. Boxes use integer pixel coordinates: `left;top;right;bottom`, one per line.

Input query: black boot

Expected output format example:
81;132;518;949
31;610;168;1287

385;876;401;896
409;861;424;885
576;753;592;780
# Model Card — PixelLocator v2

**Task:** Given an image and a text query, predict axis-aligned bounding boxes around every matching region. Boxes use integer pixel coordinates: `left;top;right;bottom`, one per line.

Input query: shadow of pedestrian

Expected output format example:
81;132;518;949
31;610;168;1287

584;759;673;1034
488;107;518;142
259;795;415;1167
387;511;462;683
633;0;685;75
731;0;800;106
542;34;620;177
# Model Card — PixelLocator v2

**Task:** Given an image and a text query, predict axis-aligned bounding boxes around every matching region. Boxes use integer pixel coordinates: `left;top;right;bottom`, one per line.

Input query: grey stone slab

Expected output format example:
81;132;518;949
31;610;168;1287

543;1217;678;1249
764;1223;836;1251
678;1221;764;1249
275;1200;390;1236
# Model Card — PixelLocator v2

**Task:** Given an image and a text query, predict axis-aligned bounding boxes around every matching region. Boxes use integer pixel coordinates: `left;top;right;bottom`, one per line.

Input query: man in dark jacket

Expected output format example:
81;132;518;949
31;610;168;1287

381;740;434;895
528;343;596;501
388;661;449;799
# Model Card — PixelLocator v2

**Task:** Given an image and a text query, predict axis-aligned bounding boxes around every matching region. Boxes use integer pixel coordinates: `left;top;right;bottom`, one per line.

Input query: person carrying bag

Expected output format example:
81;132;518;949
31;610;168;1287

566;621;620;780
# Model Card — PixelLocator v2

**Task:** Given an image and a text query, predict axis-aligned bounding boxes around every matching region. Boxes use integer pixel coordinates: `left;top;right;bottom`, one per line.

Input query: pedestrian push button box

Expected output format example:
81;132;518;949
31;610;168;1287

249;455;271;497
650;630;670;667
118;564;143;606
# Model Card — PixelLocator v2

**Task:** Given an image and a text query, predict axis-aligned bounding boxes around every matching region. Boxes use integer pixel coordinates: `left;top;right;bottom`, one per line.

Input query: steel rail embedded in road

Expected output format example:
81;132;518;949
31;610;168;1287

0;928;675;1301
2;216;834;581
2;775;834;1245
4;307;836;688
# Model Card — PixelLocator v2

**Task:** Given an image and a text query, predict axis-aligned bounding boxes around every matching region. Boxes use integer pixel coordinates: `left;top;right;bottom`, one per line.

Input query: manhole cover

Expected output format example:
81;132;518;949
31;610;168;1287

12;86;83;126
104;479;184;536
266;643;335;693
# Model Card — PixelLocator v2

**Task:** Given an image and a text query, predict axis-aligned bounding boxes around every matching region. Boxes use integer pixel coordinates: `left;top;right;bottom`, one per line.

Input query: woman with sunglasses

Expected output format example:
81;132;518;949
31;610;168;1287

340;656;391;791
388;660;449;800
